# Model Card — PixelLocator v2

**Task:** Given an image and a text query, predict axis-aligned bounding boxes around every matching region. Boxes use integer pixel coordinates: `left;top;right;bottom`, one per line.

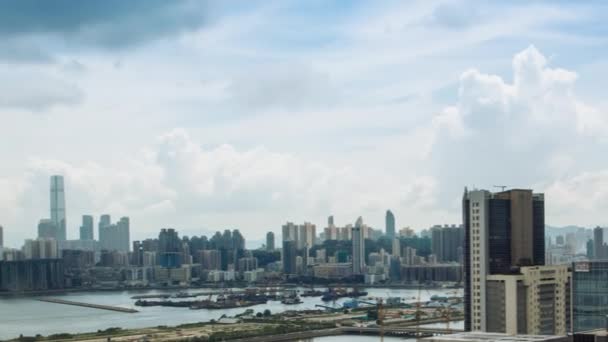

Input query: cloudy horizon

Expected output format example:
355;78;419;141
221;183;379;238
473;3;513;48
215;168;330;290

2;1;608;247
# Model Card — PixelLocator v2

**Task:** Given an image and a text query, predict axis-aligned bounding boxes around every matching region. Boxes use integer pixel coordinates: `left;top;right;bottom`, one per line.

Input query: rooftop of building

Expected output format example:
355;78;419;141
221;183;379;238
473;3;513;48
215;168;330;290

424;332;567;342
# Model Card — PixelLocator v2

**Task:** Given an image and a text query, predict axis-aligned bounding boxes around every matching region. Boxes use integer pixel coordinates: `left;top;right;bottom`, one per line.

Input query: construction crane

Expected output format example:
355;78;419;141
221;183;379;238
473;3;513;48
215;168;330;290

437;289;459;335
415;284;422;340
493;185;507;191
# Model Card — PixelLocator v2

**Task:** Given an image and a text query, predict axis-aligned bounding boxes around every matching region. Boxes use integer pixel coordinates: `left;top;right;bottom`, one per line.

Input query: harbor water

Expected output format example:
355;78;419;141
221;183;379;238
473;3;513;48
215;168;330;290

0;287;463;340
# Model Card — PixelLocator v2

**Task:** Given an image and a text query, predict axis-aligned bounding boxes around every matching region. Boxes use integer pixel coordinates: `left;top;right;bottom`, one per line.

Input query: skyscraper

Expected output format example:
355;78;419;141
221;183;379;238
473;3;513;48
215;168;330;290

266;231;275;251
593;226;604;260
0;225;3;247
328;215;334;226
80;215;94;240
282;240;297;275
50;175;66;240
463;188;548;333
386;210;395;238
352;217;365;275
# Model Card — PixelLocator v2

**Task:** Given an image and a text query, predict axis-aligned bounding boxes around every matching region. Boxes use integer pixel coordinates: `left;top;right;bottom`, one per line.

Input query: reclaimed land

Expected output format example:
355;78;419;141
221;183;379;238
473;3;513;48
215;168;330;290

4;320;337;342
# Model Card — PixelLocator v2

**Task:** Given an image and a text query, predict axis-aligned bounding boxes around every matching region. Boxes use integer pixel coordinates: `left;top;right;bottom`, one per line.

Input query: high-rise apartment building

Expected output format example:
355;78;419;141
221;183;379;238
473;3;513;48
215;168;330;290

392;237;401;258
431;224;464;263
22;238;59;259
352;217;365;275
572;261;608;332
386;210;395;238
159;228;182;268
328;215;334;226
199;249;221;270
463;188;547;333
37;219;57;239
80;215;94;240
266;231;275;251
98;216;129;252
298;222;316;249
282;222;298;242
50;175;66;241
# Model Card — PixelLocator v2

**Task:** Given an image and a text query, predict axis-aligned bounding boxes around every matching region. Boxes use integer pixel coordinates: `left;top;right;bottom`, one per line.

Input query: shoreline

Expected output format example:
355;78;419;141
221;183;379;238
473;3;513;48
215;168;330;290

0;283;462;298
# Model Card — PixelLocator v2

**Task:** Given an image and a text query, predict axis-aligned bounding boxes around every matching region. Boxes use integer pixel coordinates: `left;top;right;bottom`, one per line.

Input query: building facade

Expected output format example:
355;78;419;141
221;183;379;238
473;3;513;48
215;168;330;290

80;215;94;240
463;188;546;333
485;265;570;335
572;261;608;332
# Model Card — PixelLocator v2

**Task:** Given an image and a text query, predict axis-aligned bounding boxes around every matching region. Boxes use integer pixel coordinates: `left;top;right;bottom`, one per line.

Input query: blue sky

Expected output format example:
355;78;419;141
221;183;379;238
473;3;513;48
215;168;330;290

1;0;608;247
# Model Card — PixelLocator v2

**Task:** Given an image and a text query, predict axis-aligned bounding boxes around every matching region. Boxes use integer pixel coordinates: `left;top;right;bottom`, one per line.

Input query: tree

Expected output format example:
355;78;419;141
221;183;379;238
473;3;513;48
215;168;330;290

256;312;263;318
263;309;271;317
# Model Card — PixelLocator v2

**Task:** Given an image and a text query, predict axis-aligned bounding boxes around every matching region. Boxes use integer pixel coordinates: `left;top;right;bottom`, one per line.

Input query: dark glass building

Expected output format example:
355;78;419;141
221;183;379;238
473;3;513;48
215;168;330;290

282;240;297;275
572;261;608;332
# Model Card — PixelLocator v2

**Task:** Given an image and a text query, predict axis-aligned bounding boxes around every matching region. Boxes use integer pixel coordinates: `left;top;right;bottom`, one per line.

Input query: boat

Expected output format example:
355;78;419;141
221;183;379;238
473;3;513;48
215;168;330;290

300;289;323;297
280;296;303;305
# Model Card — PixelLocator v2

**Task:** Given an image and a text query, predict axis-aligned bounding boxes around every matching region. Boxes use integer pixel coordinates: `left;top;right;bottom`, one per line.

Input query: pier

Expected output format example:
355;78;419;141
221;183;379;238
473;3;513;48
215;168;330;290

37;298;138;313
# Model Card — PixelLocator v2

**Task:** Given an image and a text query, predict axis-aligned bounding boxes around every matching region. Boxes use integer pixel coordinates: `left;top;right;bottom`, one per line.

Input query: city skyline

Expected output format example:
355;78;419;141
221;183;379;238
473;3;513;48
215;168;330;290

2;2;608;247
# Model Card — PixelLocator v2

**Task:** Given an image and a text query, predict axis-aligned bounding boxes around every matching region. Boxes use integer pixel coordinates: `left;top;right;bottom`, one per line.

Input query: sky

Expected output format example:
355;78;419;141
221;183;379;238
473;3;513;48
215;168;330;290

2;0;608;247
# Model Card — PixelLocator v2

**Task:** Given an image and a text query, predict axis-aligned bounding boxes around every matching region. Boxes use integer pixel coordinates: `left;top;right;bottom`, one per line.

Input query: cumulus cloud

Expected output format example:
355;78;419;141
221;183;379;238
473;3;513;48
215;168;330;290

429;45;608;222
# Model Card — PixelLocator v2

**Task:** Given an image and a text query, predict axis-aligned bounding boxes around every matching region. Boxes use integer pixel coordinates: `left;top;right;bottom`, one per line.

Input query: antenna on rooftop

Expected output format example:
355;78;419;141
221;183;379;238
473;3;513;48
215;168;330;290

493;185;507;191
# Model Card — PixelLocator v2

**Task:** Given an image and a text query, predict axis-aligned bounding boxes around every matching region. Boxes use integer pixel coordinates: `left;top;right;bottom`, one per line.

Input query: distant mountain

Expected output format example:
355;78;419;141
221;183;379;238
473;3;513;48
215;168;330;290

545;225;589;235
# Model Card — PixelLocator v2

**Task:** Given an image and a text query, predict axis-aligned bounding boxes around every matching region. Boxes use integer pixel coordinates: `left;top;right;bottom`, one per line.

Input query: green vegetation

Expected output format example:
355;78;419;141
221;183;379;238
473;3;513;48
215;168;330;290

182;321;335;342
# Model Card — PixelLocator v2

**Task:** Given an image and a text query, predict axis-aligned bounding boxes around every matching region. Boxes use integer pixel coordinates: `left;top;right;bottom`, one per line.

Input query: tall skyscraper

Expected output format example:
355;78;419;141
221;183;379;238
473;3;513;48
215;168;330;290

98;214;111;249
352;217;365;275
463;188;548;333
266;231;275;251
80;215;94;240
593;226;604;260
0;225;3;247
282;240;297;275
385;210;395;238
50;175;66;240
328;215;334;226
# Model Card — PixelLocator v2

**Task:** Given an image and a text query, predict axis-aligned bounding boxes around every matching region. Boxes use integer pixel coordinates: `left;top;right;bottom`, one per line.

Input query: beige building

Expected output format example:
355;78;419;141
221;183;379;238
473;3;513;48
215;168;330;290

486;265;570;335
